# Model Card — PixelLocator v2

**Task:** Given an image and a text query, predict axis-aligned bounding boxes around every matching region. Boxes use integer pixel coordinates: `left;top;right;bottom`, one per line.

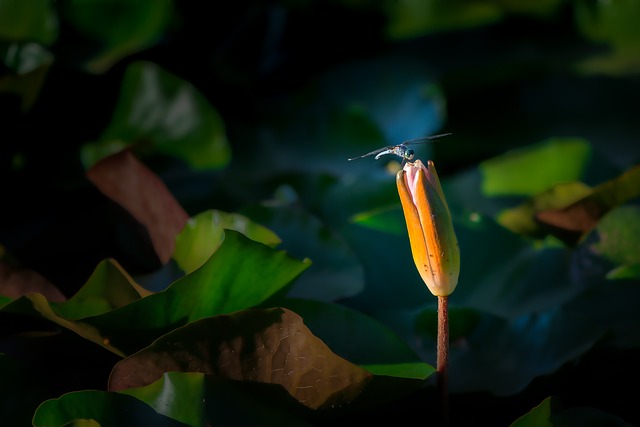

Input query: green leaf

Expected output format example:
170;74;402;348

81;61;230;170
511;395;634;427
61;420;102;427
574;205;640;284
575;0;640;75
349;204;407;235
0;0;58;44
121;372;205;427
510;396;555;427
385;0;503;39
59;0;173;72
109;307;372;410
1;42;53;74
173;209;281;274
123;372;313;426
82;230;311;355
52;259;151;320
480;137;591;196
33;390;189;427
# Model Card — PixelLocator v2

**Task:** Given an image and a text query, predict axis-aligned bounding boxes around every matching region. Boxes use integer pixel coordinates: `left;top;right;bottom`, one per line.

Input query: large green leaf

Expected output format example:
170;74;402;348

575;0;640;75
0;0;58;44
173;209;281;274
81;61;230;170
81;230;311;355
109;307;372;410
479;137;591;197
59;0;173;72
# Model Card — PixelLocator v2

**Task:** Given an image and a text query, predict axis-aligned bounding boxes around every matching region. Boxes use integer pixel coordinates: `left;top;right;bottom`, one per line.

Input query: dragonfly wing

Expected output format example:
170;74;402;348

401;132;452;146
348;146;393;161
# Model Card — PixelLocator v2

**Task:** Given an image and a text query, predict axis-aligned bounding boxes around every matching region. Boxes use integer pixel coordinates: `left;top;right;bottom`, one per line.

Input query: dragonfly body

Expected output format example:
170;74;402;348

348;133;451;163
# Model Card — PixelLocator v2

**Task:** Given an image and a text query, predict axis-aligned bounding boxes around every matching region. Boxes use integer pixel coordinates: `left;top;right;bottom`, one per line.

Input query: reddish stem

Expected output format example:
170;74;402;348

437;295;449;427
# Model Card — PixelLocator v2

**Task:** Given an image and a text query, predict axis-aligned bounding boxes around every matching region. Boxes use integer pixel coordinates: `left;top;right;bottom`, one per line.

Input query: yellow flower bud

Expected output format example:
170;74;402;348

396;159;460;296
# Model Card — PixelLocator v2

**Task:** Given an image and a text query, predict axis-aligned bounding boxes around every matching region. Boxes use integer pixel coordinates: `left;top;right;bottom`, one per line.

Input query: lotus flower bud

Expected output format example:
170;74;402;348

396;159;460;296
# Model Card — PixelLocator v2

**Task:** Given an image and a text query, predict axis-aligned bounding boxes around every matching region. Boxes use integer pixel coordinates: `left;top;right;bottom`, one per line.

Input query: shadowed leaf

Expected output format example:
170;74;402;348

86;149;189;264
511;395;633;427
33;390;188;427
0;260;65;302
52;259;152;320
109;307;372;410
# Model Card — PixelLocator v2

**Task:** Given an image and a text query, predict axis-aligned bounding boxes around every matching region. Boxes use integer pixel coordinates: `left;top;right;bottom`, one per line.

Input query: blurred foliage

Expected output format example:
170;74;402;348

1;0;639;426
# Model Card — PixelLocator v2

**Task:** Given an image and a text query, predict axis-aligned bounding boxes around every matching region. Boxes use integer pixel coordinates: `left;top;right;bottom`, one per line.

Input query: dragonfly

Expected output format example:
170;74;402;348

348;133;451;164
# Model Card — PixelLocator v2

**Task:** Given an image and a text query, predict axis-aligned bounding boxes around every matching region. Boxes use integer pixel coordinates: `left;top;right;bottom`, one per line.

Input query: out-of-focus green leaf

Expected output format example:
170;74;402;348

59;0;173;73
52;259;151;320
349;204;406;235
173;209;281;274
480;137;591;196
498;182;592;237
109;307;372;410
575;205;640;280
377;303;604;395
33;390;189;427
1;42;53;74
535;165;640;244
0;0;58;44
384;0;564;40
81;231;311;355
61;419;102;427
449;215;578;318
241;202;364;302
575;0;640;75
384;0;503;40
0;60;51;111
81;61;230;170
376;267;640;395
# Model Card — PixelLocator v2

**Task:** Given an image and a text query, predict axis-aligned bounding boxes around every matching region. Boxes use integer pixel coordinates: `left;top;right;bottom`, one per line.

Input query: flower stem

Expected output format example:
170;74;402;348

437;295;449;426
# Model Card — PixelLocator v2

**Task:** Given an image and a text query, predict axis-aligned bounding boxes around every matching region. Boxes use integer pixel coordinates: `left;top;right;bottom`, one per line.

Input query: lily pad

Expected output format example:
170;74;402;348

109;307;372;410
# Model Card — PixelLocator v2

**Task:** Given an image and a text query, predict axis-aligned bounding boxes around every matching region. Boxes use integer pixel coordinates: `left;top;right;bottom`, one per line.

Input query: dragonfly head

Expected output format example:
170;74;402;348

405;149;415;160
